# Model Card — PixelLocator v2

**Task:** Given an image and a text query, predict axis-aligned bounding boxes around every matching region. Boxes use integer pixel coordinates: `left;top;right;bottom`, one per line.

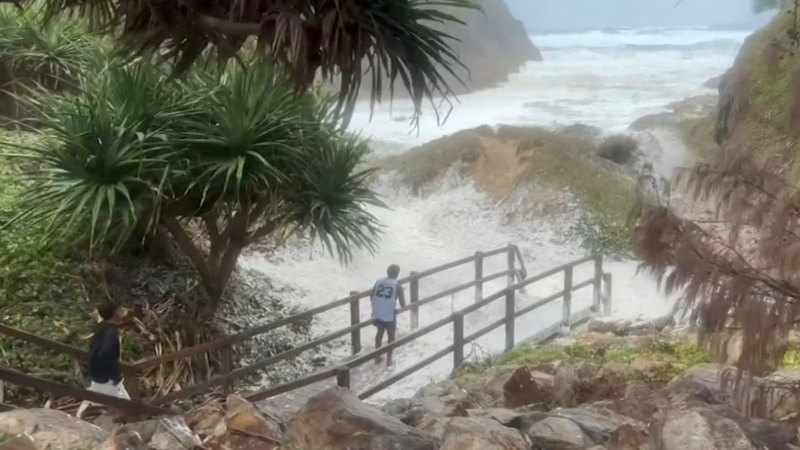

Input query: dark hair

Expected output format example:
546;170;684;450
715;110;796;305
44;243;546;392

387;264;400;278
97;302;121;321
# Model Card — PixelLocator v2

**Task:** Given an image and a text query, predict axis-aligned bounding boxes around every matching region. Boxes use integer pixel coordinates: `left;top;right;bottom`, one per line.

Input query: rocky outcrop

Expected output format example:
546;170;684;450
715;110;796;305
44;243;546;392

0;409;108;450
715;7;800;173
357;0;540;97
441;0;541;92
286;387;439;450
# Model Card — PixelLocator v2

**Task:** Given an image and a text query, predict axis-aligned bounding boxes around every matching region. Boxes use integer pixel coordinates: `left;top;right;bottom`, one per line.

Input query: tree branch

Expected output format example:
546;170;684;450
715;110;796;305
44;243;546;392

161;216;213;285
197;14;261;38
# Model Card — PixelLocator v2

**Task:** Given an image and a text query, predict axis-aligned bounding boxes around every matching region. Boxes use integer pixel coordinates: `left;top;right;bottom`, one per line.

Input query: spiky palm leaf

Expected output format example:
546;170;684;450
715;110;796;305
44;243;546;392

32;0;478;123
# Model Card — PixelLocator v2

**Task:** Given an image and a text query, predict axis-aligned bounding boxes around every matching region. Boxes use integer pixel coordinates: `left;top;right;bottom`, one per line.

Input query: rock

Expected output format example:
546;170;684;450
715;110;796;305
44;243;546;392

384;395;468;428
551;405;643;445
503;367;554;408
0;435;38;450
416;417;449;441
94;427;149;450
286;387;438;450
439;417;528;450
0;409;108;450
666;364;732;405
116;417;201;450
653;407;758;450
704;74;723;90
604;382;665;423
607;424;649;450
184;402;225;438
631;357;669;378
466;408;523;428
588;318;633;336
206;396;283;450
526;416;591;450
555;362;630;407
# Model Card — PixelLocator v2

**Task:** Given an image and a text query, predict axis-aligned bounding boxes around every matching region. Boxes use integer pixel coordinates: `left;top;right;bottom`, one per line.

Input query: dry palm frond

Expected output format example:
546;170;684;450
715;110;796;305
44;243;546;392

636;157;800;376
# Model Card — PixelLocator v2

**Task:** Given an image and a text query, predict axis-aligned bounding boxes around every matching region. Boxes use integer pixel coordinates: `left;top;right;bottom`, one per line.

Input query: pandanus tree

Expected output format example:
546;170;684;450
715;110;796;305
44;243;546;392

10;60;382;321
27;0;479;124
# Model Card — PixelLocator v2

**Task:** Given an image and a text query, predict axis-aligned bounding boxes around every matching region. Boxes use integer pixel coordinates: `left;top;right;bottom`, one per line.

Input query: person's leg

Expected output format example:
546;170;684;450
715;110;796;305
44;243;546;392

386;321;397;366
375;322;386;364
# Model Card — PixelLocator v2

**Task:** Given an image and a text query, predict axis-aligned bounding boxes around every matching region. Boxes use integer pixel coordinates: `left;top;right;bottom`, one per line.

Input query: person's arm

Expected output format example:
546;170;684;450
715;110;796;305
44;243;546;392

397;285;406;309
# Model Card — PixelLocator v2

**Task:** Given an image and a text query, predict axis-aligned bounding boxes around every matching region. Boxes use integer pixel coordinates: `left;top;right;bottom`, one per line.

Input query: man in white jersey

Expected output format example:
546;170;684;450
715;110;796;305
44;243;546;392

371;264;406;366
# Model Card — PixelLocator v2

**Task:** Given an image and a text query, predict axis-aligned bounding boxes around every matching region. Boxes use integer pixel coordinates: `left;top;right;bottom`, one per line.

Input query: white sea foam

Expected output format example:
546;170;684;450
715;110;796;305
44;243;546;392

245;27;747;402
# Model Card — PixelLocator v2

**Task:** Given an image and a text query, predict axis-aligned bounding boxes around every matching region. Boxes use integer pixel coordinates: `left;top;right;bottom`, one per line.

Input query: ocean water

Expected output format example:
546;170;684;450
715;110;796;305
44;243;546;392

244;27;749;403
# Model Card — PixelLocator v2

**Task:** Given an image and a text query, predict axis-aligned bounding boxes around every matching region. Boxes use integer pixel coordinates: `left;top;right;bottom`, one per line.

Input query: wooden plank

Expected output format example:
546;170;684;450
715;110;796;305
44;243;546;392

409;272;420;330
0;366;171;416
336;367;351;389
593;255;603;313
346;315;454;369
505;289;515;351
562;267;573;334
350;292;361;355
357;345;454;400
474;252;484;303
453;313;464;368
0;324;89;361
463;317;506;345
245;368;337;402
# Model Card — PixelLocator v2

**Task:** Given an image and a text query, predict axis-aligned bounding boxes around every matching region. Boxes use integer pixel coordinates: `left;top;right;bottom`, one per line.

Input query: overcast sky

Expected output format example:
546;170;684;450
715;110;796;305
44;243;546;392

506;0;776;31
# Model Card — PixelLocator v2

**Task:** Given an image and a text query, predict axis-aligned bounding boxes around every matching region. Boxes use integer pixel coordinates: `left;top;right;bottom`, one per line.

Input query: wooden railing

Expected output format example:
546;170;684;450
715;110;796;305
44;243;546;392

0;245;612;416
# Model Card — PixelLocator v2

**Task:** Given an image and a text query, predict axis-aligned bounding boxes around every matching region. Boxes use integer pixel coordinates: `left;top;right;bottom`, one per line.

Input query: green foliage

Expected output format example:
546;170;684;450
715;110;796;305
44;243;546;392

509;126;638;258
0;3;106;88
459;339;714;386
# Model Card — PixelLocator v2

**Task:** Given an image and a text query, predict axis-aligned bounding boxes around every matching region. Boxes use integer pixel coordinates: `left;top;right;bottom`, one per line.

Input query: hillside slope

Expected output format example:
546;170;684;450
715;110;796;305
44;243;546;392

716;8;800;175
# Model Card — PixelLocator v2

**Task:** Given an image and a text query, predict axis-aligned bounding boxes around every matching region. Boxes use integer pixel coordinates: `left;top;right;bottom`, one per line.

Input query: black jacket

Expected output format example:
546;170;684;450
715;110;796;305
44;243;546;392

88;322;121;384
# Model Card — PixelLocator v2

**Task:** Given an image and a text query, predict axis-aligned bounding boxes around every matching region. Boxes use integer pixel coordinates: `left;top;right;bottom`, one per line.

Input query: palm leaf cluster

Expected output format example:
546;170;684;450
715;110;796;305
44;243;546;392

7;58;382;308
29;0;478;124
0;3;105;90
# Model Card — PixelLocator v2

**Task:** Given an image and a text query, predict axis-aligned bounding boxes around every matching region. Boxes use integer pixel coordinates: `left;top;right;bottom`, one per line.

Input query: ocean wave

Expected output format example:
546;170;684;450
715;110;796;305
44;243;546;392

539;39;741;53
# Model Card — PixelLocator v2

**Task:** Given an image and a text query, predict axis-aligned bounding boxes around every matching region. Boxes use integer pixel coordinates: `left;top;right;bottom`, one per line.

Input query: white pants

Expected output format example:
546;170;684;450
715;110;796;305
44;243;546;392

76;381;130;418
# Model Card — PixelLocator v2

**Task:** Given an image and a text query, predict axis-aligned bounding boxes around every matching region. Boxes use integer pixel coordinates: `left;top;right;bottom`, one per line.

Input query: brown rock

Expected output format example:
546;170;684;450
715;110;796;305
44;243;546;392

607;424;649;450
286;387;438;450
551;405;643;445
466;408;523;428
206;398;283;450
0;409;108;450
503;367;553;408
526;416;591;450
439;417;528;450
185;402;225;438
0;435;38;450
604;382;665;423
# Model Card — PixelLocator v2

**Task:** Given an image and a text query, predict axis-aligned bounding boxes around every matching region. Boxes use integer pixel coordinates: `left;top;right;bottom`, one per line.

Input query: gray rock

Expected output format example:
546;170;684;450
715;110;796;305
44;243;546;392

466;408;523;428
653;408;757;450
552;405;643;444
286;387;439;450
0;408;108;450
526;416;590;450
440;417;528;450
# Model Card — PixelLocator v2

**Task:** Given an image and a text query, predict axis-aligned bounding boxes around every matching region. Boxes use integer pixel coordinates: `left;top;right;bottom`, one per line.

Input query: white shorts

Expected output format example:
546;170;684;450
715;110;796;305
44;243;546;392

76;381;130;417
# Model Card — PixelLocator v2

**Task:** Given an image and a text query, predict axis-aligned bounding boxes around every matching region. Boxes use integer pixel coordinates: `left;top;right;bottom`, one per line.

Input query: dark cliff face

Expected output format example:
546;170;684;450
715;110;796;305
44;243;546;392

715;9;800;174
444;0;542;92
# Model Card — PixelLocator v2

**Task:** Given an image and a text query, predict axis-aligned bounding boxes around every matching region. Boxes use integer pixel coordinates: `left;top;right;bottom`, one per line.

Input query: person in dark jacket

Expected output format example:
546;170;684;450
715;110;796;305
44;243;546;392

76;302;130;418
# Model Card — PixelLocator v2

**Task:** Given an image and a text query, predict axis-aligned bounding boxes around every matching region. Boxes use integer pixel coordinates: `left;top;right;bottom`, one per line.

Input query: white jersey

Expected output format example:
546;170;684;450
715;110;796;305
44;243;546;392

371;277;399;322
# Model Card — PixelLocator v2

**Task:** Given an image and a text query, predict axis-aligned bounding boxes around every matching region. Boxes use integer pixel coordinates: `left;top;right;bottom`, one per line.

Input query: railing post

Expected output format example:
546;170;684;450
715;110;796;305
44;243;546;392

336;366;351;389
410;272;420;330
562;266;573;334
453;313;464;369
603;272;613;316
474;251;484;303
507;245;516;287
593;255;603;314
505;289;515;351
121;366;140;400
221;345;233;395
350;291;361;355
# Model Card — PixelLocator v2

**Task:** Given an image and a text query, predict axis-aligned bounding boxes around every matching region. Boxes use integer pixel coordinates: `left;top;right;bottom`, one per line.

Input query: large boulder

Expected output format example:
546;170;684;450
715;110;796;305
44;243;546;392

502;367;555;408
550;405;644;445
0;409;108;450
439;417;528;450
652;407;758;450
119;417;201;450
286;387;439;450
555;362;630;407
526;416;592;450
204;396;283;450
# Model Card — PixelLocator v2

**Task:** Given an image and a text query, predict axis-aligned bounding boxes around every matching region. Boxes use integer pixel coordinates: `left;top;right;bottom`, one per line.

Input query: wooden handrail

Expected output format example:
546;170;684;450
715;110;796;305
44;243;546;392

0;246;592;412
135;245;517;369
0;366;170;416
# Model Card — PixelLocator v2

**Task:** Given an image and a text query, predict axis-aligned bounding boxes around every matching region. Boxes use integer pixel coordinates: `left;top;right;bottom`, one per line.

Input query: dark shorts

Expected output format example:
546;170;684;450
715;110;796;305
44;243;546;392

374;319;396;338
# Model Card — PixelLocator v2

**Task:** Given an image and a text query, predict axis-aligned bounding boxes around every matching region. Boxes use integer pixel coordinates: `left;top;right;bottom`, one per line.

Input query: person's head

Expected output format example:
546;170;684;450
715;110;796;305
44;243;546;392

387;264;401;279
97;301;125;324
